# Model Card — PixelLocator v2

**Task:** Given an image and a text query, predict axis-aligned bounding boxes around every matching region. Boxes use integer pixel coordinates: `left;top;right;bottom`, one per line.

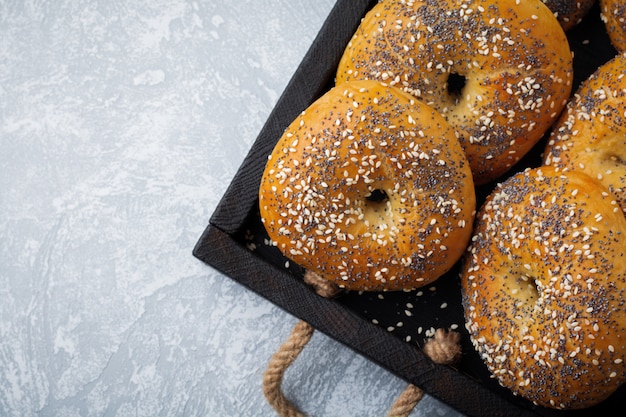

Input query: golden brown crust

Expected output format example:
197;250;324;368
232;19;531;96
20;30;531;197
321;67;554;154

461;166;626;409
601;0;626;51
259;80;476;291
541;0;596;31
336;0;573;185
543;51;626;214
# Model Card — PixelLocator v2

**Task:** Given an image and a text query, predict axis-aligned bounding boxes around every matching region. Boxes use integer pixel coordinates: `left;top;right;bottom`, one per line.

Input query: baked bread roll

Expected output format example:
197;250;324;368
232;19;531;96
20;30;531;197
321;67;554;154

541;0;596;30
336;0;573;185
462;166;626;409
601;0;626;51
543;51;626;214
259;80;476;291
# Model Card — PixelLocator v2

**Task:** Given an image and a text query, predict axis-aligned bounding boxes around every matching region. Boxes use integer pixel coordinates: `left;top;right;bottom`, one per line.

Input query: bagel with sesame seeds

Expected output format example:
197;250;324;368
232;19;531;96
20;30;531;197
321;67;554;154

601;0;626;51
543;51;626;214
259;80;476;291
461;166;626;409
335;0;573;185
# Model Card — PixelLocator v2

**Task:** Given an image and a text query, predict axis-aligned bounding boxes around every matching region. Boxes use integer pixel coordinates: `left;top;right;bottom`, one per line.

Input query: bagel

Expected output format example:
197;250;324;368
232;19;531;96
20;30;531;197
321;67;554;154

543;51;626;214
541;0;596;31
336;0;573;185
601;0;626;51
461;166;626;409
259;80;476;291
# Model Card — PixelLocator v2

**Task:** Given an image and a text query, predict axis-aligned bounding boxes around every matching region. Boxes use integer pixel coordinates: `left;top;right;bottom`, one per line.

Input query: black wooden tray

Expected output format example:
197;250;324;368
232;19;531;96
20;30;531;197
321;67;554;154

193;1;623;415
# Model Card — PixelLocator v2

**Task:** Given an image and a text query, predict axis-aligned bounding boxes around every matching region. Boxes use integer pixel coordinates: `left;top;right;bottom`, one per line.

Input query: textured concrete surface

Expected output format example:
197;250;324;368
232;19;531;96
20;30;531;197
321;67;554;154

0;1;465;416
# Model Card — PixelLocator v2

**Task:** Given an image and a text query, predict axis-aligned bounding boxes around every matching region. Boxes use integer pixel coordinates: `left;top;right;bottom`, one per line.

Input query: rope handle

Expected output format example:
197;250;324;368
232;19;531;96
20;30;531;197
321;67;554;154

263;320;314;417
262;271;462;417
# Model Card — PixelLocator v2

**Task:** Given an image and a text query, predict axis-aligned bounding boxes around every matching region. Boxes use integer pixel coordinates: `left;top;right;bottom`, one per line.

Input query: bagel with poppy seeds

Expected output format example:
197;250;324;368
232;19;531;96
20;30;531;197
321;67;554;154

541;0;596;31
336;0;573;185
259;80;476;291
601;0;626;51
461;166;626;409
543;51;626;214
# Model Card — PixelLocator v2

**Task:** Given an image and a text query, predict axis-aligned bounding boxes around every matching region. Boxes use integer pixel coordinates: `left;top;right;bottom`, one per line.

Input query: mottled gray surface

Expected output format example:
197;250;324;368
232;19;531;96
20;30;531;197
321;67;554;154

0;1;465;416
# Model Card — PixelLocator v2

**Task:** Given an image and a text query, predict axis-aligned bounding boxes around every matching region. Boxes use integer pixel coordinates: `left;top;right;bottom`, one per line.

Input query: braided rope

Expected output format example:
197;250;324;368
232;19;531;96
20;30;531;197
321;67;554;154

387;329;462;417
302;270;341;298
262;270;462;417
386;384;425;417
263;320;315;417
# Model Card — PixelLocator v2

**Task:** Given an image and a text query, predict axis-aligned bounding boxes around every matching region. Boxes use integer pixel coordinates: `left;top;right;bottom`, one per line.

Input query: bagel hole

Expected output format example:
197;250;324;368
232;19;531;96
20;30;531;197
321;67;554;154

365;189;388;203
446;73;466;100
514;274;540;306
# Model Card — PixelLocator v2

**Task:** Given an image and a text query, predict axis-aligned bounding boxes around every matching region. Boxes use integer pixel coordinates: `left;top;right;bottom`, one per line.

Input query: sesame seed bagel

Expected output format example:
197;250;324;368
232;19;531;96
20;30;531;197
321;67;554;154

601;0;626;51
461;166;626;409
335;0;573;185
543;51;626;214
541;0;595;31
259;80;476;291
